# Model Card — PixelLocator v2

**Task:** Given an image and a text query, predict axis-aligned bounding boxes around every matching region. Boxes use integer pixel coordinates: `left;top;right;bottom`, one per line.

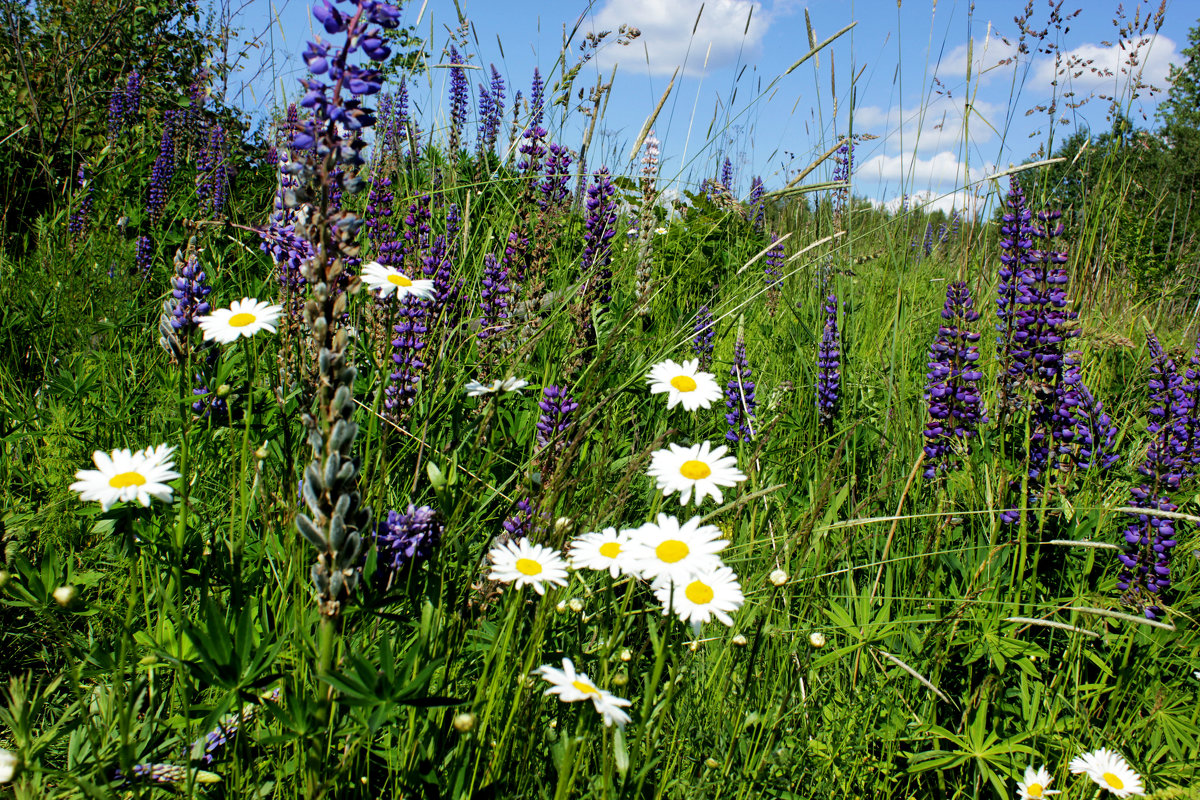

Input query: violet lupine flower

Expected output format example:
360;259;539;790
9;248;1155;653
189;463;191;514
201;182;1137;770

720;156;734;191
581;167;617;308
118;764;218;786
831;141;853;222
134;234;154;277
1177;335;1200;476
387;298;427;417
764;234;784;317
478;252;511;343
376;505;443;584
125;72;142;121
423;203;462;325
106;83;126;141
539;142;573;211
922;282;987;479
477;64;505;154
518;125;548;178
190;689;282;765
725;330;757;442
502;497;536;540
922;222;934;257
537;385;579;451
692;305;715;370
364;171;394;249
262;153;313;317
146;111;179;225
1059;373;1118;471
447;45;469;153
68;165;92;240
996;177;1037;409
748;176;766;233
817;295;841;429
195;124;229;218
529;67;545;128
164;241;212;338
1116;332;1184;619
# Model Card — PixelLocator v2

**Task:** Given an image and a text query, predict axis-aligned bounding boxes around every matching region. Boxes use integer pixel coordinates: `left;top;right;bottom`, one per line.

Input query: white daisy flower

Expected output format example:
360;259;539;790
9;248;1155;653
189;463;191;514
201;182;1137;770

568;528;634;578
1017;765;1060;799
537;658;632;728
653;564;744;629
69;444;181;511
625;513;727;584
646;440;747;506
487;538;568;595
646;359;723;411
1069;748;1143;797
654;226;668;235
464;377;529;397
361;261;436;300
197;297;283;343
0;748;16;783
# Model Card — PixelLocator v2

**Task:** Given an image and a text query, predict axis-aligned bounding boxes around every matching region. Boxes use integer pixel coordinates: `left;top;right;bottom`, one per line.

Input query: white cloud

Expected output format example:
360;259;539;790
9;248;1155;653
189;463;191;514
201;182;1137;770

938;32;1024;87
850;93;1005;154
590;0;768;77
858;150;997;189
870;190;979;217
1031;35;1179;101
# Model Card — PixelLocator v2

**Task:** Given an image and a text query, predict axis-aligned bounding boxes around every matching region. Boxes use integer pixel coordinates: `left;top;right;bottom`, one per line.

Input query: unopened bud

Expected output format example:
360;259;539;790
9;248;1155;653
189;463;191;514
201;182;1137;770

768;569;788;587
452;712;476;733
255;443;270;460
612;671;628;687
809;631;826;648
567;598;583;613
554;516;573;534
619;649;632;662
732;633;748;647
216;384;231;398
688;640;700;652
704;757;720;769
0;570;9;589
53;585;77;606
555;601;567;614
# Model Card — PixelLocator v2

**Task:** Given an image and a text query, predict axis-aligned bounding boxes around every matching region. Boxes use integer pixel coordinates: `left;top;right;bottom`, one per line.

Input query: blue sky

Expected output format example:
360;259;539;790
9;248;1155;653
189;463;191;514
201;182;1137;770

224;0;1191;214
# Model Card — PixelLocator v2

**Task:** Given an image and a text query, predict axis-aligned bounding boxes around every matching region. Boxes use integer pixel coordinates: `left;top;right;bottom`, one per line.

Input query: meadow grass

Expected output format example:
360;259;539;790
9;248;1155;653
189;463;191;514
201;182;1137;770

1;1;1199;798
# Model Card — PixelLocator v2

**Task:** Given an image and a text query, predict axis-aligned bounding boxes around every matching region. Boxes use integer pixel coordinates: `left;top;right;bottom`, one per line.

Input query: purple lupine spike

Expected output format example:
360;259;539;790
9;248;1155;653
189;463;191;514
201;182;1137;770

501;497;535;540
167;243;212;335
125;72;142;121
1115;331;1184;619
134;234;154;277
386;297;427;417
922;282;987;479
69;165;93;240
478;252;511;343
725;328;757;442
476;84;494;151
1060;372;1118;471
720;156;734;191
692;305;715;370
518;125;548;177
537;385;579;451
364;170;394;248
922;222;934;256
949;208;960;236
447;45;469;153
261;151;313;318
539;142;573;211
477;64;504;154
375;505;443;584
195;124;229;218
764;233;784;317
996;176;1038;413
530;67;545;127
107;82;126;141
118;764;219;786
1178;334;1200;476
748;176;766;233
191;689;282;766
146;111;179;227
831;141;853;222
581;167;617;308
421;203;462;325
817;294;841;430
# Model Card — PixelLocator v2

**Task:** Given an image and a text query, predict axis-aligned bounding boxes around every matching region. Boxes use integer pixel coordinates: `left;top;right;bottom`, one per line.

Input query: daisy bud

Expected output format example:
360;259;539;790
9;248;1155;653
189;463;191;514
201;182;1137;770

0;570;9;589
768;569;788;587
809;631;826;648
619;649;632;662
216;384;231;397
732;633;748;646
567;597;583;613
53;585;77;607
612;671;628;687
688;640;700;652
0;748;18;783
555;601;567;614
704;757;720;769
255;443;270;460
452;712;476;733
554;516;573;534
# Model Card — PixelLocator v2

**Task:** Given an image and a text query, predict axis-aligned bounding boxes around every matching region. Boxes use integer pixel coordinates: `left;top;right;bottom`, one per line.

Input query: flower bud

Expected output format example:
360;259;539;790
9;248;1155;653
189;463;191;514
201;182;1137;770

452;712;476;733
554;516;573;534
688;640;700;652
704;757;720;769
768;569;788;587
732;633;748;647
612;671;628;687
619;649;632;662
53;585;77;606
216;384;232;398
555;601;567;614
809;631;826;648
0;570;9;589
567;598;583;613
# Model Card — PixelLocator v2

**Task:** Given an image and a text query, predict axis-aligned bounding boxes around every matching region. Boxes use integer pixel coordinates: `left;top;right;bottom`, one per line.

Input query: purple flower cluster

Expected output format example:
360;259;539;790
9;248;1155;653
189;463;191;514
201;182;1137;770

376;505;443;584
518;125;548;177
262;154;313;316
537;385;579;451
539;143;573;211
195;124;229;218
478;253;512;343
725;332;756;443
447;45;469;153
817;295;841;429
692;305;715;370
831;141;853;221
720;156;734;192
529;67;545;128
146;110;179;226
166;243;212;336
68;166;92;240
107;73;141;140
1057;366;1118;471
996;177;1038;410
581;167;617;308
502;497;536;539
477;65;505;155
764;234;784;317
748;176;766;233
191;689;281;766
922;282;987;479
364;171;395;251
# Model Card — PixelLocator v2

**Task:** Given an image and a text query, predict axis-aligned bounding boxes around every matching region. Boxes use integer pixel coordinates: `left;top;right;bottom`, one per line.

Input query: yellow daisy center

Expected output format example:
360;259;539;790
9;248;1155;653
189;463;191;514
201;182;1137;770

228;312;256;328
1027;784;1043;798
680;460;712;480
656;539;689;563
599;542;622;559
1102;773;1124;790
571;680;599;695
670;375;698;392
685;580;714;605
108;471;147;489
515;558;543;576
387;273;413;287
